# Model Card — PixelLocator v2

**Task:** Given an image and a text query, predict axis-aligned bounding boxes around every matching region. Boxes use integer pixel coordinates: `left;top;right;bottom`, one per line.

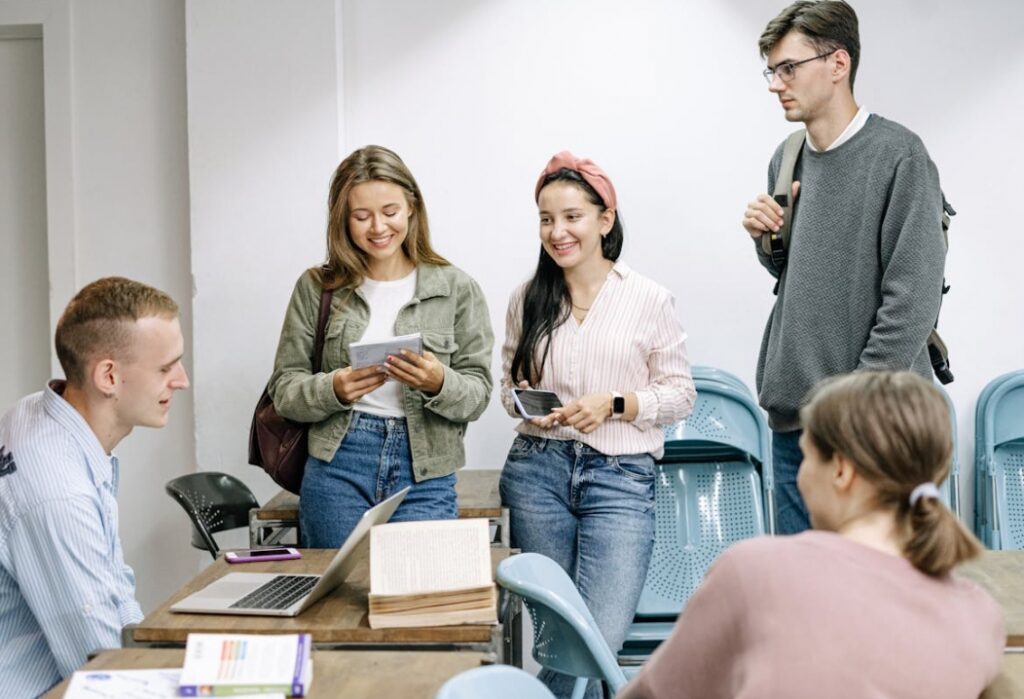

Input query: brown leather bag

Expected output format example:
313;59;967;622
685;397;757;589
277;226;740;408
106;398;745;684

248;284;334;493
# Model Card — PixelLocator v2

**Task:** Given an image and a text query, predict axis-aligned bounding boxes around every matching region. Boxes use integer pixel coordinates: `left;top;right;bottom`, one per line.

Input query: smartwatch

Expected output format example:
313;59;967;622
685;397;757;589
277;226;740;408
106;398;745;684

610;391;626;419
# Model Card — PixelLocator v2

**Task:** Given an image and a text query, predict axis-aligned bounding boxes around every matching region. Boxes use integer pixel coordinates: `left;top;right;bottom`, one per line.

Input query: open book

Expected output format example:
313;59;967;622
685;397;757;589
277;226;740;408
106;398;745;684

368;518;498;629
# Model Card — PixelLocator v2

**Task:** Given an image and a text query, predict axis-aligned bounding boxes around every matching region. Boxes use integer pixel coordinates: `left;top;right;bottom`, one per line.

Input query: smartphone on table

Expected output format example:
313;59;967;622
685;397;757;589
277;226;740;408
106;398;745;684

512;388;564;419
224;547;302;564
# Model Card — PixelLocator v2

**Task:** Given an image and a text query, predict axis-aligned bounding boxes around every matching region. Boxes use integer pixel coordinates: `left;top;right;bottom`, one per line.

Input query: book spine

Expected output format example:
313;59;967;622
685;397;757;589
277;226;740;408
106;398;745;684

178;686;198;697
292;632;311;697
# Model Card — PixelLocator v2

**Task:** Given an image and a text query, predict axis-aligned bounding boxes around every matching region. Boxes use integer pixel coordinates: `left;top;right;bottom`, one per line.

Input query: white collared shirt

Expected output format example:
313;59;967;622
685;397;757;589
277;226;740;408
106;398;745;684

807;105;871;151
501;262;696;458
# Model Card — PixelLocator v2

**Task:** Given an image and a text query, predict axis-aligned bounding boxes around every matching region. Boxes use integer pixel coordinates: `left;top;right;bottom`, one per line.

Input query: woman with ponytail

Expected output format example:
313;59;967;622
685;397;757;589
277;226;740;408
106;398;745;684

621;371;1004;699
500;151;696;699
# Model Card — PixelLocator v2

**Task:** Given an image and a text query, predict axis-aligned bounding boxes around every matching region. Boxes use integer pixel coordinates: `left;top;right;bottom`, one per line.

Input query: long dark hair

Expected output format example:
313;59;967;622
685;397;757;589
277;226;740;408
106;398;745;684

510;168;624;385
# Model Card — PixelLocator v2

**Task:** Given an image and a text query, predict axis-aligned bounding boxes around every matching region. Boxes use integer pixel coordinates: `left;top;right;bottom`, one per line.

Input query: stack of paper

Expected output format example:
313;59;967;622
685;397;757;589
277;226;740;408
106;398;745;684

178;633;312;697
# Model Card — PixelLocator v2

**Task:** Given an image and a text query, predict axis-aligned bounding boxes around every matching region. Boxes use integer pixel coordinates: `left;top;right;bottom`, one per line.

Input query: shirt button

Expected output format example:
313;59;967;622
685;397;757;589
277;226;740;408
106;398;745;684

419;468;428;476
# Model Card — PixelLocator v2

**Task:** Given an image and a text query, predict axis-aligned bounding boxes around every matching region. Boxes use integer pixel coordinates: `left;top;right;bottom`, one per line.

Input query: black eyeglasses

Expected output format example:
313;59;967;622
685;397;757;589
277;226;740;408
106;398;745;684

762;50;835;84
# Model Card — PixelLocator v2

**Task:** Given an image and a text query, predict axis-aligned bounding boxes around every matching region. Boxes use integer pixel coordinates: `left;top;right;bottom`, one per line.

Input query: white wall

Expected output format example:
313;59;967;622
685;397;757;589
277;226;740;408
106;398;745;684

0;31;48;410
338;0;1024;520
3;0;1022;612
0;0;195;610
185;0;344;506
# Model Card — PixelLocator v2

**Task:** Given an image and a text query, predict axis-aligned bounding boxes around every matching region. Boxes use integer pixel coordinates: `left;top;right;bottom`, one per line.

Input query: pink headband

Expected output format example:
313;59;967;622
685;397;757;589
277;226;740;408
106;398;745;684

534;151;617;210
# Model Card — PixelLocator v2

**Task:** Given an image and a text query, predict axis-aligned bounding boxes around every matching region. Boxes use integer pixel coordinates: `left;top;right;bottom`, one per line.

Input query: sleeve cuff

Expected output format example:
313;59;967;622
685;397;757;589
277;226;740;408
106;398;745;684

633;390;658;428
422;364;458;412
315;371;348;412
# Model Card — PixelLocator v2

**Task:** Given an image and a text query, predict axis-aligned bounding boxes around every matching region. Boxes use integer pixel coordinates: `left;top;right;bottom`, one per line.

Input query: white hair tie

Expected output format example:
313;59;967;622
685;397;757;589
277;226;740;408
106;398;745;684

909;482;941;507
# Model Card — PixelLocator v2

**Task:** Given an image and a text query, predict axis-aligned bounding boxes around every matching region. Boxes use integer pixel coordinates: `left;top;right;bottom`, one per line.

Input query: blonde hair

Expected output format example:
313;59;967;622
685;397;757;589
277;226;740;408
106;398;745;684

55;276;179;386
315;145;448;291
800;371;982;576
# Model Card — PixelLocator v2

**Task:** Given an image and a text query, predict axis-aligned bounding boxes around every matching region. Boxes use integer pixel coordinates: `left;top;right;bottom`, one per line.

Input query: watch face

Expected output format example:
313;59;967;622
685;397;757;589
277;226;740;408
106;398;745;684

613;396;626;414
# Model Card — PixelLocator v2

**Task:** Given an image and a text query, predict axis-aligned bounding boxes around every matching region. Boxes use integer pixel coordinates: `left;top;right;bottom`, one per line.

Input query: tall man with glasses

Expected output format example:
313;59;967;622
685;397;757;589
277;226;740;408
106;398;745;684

742;0;947;534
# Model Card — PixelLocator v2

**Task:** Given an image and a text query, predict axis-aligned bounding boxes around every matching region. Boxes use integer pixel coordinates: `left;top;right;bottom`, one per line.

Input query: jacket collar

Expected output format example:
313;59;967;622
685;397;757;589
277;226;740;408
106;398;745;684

413;263;452;301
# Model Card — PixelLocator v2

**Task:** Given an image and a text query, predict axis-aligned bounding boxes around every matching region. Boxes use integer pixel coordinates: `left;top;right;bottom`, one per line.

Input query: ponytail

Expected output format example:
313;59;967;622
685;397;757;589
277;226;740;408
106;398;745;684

801;371;985;577
900;495;982;577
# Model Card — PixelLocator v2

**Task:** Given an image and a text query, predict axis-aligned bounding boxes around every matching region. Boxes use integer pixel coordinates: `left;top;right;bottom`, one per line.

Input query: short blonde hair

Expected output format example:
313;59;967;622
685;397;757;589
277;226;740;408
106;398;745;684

800;371;981;576
55;277;179;386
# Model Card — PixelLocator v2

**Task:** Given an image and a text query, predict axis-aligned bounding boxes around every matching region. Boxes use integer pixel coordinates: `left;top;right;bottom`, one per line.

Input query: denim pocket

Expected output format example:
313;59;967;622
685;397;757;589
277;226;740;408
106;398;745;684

612;454;656;482
508;434;543;458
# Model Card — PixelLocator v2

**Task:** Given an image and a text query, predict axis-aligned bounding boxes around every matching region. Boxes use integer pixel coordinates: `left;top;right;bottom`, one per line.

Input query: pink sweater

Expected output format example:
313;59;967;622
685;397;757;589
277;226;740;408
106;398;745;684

620;532;1004;699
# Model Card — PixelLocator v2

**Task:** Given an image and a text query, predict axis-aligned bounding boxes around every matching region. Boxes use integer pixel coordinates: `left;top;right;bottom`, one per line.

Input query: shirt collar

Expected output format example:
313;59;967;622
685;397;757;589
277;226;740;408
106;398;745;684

42;380;116;489
807;106;870;152
610;260;631;279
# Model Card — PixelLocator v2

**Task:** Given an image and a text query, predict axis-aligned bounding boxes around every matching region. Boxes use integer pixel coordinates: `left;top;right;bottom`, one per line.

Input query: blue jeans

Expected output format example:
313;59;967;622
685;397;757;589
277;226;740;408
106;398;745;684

299;411;458;548
773;429;810;534
500;435;656;699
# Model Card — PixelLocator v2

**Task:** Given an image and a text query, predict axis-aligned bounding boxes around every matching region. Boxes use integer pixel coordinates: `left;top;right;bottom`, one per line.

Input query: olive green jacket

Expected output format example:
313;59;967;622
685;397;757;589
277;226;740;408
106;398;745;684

268;264;494;481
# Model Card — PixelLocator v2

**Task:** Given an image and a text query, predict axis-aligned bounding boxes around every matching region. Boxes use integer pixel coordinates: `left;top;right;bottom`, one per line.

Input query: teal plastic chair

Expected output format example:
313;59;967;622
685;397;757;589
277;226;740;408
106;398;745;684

975;371;1024;548
621;377;771;663
435;665;556;699
936;386;961;518
691;365;752;397
495;553;627;699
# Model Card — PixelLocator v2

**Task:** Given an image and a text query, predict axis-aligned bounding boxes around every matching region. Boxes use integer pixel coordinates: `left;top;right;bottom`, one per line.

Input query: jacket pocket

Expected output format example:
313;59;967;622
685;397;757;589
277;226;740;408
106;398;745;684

422;331;459;366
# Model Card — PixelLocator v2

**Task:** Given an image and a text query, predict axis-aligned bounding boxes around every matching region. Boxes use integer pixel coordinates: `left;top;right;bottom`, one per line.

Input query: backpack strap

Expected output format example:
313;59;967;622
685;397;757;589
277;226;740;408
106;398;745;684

762;129;807;269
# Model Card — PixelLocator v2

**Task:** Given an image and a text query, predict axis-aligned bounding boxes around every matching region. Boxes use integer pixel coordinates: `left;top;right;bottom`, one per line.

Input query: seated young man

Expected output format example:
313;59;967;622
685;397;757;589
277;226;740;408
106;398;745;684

0;277;189;696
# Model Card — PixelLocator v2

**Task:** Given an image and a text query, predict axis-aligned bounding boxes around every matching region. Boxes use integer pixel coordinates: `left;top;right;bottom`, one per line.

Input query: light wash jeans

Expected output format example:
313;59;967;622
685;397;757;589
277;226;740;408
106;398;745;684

500;434;656;699
773;428;811;534
299;411;458;548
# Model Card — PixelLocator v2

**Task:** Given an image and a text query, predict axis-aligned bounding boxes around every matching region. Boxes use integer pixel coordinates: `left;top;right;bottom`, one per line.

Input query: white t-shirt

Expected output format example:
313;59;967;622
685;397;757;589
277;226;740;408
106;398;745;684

353;269;417;418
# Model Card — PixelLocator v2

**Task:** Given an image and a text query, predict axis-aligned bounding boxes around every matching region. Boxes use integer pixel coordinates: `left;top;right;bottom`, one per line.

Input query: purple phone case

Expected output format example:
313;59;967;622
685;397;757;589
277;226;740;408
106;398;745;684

225;549;302;564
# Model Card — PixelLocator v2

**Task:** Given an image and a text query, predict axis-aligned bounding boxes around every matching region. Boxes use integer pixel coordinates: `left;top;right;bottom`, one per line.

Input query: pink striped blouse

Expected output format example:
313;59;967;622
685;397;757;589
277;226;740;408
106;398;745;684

501;262;696;458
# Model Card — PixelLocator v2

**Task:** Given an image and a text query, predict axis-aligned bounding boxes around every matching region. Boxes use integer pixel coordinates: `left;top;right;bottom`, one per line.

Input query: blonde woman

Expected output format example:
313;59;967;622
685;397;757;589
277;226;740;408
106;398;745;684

621;371;1003;699
269;146;493;546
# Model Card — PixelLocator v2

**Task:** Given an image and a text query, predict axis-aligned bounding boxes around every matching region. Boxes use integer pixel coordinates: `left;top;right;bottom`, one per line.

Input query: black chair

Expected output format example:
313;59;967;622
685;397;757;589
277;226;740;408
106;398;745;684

165;472;259;559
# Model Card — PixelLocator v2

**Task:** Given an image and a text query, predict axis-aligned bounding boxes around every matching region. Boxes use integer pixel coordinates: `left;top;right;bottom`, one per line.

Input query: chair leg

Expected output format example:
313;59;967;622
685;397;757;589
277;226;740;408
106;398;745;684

571;677;589;699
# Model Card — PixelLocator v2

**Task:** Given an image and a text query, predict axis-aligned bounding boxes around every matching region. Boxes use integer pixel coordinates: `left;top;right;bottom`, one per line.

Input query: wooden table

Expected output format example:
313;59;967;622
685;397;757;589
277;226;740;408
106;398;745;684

124;547;521;665
959;551;1024;648
982;653;1024;699
43;648;489;698
250;468;509;547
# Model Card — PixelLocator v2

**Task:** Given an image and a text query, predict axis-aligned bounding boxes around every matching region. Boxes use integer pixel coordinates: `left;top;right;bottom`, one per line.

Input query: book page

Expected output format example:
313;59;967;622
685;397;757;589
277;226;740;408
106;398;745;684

349;332;423;370
370;518;491;596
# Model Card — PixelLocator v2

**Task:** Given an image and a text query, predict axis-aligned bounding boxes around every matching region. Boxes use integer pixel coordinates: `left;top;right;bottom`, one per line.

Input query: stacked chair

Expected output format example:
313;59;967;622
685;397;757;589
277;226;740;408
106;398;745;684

618;366;773;665
495;553;628;699
974;370;1024;549
937;386;962;518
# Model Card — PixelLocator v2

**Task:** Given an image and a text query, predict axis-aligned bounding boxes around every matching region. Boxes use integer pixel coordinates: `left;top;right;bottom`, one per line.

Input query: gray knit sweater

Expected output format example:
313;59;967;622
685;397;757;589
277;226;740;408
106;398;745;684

755;115;947;431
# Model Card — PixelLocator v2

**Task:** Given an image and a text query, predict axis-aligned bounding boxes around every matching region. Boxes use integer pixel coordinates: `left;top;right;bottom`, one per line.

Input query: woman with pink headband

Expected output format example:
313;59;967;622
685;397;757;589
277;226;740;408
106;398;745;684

499;151;696;699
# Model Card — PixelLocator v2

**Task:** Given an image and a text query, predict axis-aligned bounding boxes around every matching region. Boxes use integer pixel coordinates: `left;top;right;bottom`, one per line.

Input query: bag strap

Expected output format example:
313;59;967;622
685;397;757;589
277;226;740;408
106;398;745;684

311;282;334;373
762;129;807;269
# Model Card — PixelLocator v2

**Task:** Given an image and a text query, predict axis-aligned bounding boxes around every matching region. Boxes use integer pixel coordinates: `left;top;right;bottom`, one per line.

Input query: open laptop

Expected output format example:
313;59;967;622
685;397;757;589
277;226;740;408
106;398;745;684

171;487;409;617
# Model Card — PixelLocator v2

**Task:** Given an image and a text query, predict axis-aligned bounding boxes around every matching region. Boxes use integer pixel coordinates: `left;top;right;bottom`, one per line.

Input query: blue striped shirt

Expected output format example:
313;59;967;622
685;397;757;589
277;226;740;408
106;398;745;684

0;381;143;698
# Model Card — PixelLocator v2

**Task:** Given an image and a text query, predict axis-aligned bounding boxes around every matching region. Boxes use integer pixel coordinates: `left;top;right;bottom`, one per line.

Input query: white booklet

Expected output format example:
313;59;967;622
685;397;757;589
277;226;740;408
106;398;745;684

65;669;183;699
178;633;312;697
349;332;423;371
65;668;285;699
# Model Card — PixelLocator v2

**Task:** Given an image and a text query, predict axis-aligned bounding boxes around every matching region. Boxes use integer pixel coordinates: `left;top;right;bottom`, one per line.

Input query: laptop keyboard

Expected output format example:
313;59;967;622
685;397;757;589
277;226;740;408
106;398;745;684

229;575;320;610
